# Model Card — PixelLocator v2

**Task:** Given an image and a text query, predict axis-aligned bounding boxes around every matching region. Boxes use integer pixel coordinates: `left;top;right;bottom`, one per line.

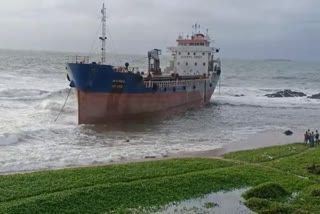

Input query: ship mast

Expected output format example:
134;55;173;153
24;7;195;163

99;3;107;64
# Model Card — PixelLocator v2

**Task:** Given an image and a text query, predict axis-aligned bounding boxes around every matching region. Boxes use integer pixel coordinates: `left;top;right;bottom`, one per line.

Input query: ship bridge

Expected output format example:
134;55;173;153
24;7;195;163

167;28;219;77
176;33;211;47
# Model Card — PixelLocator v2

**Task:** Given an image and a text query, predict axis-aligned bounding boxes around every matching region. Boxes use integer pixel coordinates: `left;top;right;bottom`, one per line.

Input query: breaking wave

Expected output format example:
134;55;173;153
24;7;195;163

37;99;76;113
214;86;320;109
0;88;71;101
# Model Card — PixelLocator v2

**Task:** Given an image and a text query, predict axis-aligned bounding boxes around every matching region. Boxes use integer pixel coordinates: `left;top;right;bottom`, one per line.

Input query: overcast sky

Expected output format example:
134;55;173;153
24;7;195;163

0;0;319;60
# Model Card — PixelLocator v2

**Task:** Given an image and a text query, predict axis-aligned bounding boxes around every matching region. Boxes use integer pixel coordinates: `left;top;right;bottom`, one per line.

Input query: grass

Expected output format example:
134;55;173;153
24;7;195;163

265;147;320;181
0;143;319;213
243;182;290;200
223;143;308;163
0;159;234;203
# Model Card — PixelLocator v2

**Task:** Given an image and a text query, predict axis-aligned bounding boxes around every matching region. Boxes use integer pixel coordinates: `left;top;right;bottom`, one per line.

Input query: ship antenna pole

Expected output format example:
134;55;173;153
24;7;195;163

100;3;107;64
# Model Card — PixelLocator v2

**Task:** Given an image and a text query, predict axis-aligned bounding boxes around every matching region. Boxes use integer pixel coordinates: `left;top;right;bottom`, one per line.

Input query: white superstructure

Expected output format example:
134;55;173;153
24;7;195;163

167;27;220;77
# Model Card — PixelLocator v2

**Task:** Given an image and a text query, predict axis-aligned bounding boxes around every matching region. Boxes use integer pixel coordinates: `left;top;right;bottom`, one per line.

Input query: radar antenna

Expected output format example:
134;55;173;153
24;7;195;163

99;3;107;64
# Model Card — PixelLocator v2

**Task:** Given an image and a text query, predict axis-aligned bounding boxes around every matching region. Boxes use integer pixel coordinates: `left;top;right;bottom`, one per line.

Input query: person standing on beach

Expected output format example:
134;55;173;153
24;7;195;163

304;131;309;144
307;130;311;143
310;132;315;148
316;130;319;145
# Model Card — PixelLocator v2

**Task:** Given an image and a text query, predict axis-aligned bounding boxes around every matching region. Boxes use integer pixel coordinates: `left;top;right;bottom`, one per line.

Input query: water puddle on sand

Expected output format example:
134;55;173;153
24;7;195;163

154;188;254;214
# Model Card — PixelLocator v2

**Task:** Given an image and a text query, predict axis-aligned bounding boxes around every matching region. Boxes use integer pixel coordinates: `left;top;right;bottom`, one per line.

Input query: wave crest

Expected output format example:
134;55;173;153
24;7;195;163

0;88;71;101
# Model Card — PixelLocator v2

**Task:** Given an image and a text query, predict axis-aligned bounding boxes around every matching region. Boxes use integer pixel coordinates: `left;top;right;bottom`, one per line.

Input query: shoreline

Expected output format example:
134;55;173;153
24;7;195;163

0;129;304;176
173;129;304;158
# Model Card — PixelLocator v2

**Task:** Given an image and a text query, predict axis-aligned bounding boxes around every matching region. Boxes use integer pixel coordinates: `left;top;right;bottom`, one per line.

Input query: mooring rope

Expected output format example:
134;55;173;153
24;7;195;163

54;88;72;123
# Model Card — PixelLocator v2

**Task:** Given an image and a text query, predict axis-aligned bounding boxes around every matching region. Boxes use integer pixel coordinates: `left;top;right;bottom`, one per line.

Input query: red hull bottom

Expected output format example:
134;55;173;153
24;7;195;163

77;89;214;124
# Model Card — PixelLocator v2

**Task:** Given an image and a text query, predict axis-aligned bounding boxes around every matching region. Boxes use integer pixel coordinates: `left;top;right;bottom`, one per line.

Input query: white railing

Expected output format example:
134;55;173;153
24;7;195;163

67;56;90;64
112;66;140;73
143;78;209;88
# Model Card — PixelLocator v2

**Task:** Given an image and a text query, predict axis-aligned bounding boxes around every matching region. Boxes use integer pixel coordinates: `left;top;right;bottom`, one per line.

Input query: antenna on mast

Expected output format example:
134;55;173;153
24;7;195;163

195;23;198;35
99;3;107;64
192;25;194;36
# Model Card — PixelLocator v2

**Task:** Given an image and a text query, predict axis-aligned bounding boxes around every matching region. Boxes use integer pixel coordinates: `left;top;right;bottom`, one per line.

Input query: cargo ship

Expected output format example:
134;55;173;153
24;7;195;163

66;4;222;124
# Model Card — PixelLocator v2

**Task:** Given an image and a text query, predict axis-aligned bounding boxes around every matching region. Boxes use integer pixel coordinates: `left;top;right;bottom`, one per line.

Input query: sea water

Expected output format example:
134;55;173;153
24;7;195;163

0;49;320;173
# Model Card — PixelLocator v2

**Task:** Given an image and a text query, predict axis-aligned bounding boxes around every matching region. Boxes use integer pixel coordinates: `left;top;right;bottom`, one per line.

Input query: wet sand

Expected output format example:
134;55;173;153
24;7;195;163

171;129;304;158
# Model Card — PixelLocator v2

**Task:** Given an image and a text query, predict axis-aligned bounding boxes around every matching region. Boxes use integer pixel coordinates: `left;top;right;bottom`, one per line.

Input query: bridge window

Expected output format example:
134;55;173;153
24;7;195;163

194;52;196;56
203;53;205;56
186;62;189;66
195;62;198;66
203;62;206;66
179;52;181;55
188;52;190;55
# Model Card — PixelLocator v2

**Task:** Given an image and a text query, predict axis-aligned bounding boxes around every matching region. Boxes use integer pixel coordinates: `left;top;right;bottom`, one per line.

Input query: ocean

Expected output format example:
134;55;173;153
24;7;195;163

0;49;319;173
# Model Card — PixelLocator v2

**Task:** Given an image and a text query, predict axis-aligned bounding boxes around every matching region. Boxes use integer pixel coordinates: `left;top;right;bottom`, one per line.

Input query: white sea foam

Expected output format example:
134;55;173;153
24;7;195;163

0;134;19;146
214;86;320;109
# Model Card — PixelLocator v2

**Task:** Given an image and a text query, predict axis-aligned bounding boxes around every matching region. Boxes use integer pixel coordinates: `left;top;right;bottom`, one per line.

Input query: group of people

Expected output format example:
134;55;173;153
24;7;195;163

304;130;319;147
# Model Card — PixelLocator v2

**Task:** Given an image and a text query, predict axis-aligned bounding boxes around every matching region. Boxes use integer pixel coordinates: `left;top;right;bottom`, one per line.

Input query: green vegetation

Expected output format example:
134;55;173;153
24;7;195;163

0;159;233;203
243;182;290;200
203;202;218;209
0;143;319;213
223;143;308;163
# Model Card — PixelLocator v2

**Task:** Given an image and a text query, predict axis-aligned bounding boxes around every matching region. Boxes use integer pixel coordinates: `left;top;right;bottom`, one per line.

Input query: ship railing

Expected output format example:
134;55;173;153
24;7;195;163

66;56;90;64
113;66;140;73
143;79;208;88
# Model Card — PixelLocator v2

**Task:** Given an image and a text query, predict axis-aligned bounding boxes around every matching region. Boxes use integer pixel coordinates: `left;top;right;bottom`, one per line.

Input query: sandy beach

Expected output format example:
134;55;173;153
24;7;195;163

173;129;305;158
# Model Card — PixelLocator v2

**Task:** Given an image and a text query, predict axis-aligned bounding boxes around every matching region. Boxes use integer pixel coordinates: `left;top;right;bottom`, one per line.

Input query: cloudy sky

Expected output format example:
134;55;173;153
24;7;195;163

0;0;319;60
